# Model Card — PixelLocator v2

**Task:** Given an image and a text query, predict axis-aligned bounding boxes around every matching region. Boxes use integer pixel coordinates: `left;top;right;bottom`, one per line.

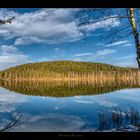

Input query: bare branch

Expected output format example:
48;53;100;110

78;16;130;26
0;112;23;132
105;25;132;43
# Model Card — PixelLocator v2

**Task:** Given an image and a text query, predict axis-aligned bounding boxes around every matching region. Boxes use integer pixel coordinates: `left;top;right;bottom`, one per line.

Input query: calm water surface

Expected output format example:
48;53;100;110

0;80;140;132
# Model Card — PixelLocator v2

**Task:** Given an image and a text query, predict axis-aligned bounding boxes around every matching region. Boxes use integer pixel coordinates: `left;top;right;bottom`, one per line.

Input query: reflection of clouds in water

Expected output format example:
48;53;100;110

0;87;27;113
73;96;83;99
72;88;140;107
117;88;140;94
0;104;16;113
115;95;140;102
106;88;140;102
73;96;118;107
12;113;94;132
54;100;66;110
96;98;118;107
0;88;27;103
54;104;64;110
0;87;27;131
1;86;140;132
73;100;93;104
0;118;12;130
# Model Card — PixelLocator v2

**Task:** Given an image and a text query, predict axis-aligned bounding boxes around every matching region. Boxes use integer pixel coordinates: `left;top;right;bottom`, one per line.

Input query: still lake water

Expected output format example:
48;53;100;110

0;80;140;132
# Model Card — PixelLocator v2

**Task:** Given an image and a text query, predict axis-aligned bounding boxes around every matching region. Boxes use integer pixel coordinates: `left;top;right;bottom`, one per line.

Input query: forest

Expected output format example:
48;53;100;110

0;61;140;81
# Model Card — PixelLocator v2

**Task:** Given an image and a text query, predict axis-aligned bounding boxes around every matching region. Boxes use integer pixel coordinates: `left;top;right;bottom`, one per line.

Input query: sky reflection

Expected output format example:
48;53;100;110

0;87;140;131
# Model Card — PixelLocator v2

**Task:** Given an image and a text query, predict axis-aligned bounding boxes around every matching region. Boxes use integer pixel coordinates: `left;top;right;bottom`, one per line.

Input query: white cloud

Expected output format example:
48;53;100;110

113;54;137;67
120;44;132;47
72;49;116;62
0;45;32;70
116;54;136;60
74;53;93;57
95;49;116;56
80;16;120;32
106;40;131;47
0;9;121;46
0;9;82;45
0;45;18;55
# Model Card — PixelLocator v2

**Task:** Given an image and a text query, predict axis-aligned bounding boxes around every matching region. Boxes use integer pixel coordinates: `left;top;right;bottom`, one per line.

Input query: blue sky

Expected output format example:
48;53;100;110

0;8;138;70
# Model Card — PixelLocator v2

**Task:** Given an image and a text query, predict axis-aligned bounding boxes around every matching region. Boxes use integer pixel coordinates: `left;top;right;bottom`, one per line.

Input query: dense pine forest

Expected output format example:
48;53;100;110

0;61;140;81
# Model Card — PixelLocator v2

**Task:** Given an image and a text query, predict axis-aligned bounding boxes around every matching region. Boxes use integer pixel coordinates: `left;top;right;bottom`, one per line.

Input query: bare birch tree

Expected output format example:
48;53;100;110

76;8;140;69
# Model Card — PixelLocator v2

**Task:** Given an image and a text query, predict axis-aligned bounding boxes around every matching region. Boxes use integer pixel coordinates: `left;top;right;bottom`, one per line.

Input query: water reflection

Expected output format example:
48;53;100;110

0;79;140;97
0;112;23;132
97;107;140;131
0;87;140;131
0;79;140;131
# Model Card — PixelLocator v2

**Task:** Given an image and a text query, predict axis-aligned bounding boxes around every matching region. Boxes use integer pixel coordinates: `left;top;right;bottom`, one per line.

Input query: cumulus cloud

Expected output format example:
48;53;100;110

0;45;32;70
0;9;120;46
0;9;82;45
0;45;18;55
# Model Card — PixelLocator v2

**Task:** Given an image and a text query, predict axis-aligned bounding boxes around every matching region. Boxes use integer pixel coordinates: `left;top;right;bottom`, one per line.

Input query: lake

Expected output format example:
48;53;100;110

0;80;140;132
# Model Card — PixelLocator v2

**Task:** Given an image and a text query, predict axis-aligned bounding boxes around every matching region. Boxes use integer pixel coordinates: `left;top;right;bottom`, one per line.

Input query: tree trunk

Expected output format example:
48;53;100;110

129;8;140;69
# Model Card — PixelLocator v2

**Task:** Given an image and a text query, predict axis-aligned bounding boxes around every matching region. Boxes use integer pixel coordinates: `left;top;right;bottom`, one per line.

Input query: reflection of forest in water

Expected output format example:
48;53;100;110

0;79;140;97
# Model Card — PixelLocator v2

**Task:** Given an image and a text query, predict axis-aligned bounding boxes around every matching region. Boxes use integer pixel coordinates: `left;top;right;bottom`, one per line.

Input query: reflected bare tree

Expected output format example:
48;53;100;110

0;112;23;132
